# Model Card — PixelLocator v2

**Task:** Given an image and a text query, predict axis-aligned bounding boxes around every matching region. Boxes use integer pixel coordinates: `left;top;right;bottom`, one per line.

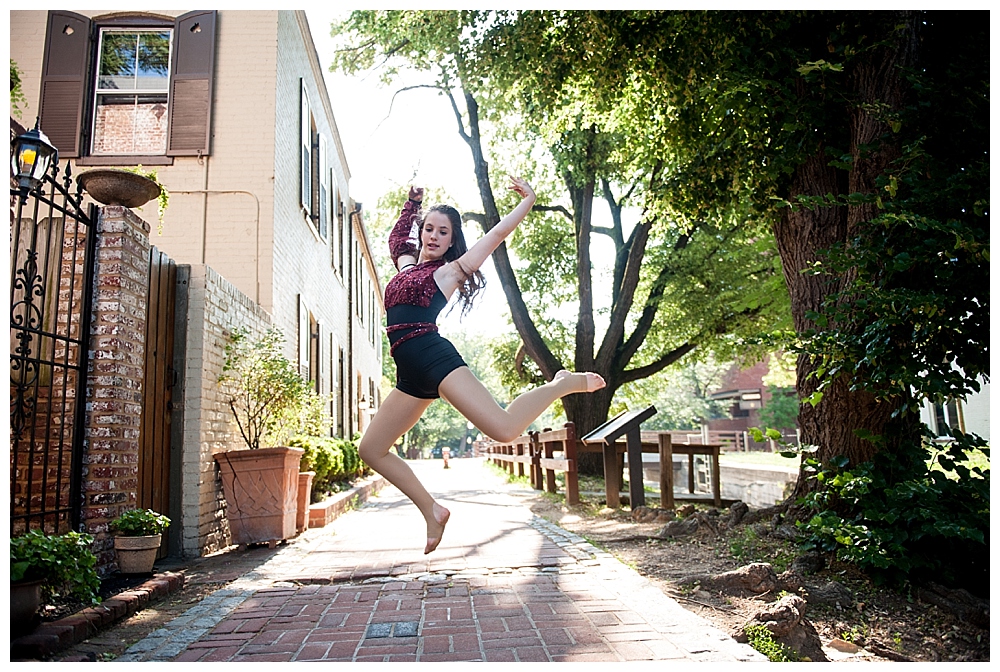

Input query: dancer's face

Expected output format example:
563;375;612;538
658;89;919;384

420;211;453;260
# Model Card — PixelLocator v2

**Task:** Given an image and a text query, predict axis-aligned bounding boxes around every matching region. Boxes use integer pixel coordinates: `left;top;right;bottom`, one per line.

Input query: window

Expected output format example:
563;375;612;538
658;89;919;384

298;295;318;385
931;399;964;438
338;199;347;277
91;29;171;155
336;344;345;437
300;81;312;214
318;135;330;239
39;11;216;162
330;334;340;438
356;241;363;319
300;80;330;239
331;185;343;274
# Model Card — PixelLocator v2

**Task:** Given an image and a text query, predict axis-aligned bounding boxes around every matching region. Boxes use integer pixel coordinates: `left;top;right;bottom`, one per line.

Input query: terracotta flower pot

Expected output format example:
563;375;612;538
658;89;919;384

114;534;162;574
77;169;161;208
214;447;304;546
10;578;43;635
297;471;315;533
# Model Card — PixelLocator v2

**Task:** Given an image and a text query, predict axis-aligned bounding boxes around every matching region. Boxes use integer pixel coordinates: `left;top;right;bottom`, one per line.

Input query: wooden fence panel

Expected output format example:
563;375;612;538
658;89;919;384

138;247;176;557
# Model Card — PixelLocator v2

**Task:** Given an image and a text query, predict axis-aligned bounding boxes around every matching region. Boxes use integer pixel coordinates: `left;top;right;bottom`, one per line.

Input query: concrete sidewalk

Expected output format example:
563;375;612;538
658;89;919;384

119;459;764;663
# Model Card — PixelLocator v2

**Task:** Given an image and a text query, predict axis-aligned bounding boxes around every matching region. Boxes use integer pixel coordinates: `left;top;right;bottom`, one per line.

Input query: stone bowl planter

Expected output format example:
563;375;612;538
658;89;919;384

114;534;162;574
77;169;161;208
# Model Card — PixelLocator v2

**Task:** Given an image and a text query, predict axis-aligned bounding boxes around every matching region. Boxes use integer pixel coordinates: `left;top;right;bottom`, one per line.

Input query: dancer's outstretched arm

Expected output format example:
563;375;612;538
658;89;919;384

435;176;534;296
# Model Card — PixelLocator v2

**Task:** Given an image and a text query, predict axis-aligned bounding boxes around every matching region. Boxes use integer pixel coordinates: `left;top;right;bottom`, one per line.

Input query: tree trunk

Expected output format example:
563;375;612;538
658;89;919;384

563;384;615;475
777;13;923;499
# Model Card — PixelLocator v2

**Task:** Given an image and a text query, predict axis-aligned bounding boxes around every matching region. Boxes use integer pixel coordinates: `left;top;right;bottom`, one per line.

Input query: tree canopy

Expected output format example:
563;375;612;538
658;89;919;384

331;10;791;442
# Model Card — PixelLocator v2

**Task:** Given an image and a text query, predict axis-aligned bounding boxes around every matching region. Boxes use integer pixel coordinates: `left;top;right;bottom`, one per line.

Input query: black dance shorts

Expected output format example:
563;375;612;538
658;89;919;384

392;332;468;399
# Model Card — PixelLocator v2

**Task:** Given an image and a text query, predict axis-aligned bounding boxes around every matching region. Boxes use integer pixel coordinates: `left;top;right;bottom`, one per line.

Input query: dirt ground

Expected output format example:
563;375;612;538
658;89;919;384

522;490;990;663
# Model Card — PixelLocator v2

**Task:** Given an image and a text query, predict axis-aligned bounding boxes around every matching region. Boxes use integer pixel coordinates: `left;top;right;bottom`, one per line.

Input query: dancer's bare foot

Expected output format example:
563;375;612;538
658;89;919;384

424;502;450;554
554;369;606;393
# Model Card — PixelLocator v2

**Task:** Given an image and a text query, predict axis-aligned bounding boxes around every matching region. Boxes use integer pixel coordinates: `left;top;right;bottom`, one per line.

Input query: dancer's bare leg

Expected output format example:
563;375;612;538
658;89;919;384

439;367;604;443
357;389;451;553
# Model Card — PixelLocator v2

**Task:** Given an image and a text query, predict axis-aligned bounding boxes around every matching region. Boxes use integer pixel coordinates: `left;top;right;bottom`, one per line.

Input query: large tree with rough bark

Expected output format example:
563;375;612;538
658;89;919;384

532;10;988;495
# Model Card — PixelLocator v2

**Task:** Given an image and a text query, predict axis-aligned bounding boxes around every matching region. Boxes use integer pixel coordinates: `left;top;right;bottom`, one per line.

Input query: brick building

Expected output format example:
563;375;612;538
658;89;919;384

10;10;385;565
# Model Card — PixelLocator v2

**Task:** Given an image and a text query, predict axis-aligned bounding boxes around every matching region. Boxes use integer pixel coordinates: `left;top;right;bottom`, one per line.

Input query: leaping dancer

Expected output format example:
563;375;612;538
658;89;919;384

358;177;606;554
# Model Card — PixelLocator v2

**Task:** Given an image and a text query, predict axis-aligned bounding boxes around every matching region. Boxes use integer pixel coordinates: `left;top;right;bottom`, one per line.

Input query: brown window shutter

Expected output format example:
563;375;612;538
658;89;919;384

38;11;91;159
167;10;216;156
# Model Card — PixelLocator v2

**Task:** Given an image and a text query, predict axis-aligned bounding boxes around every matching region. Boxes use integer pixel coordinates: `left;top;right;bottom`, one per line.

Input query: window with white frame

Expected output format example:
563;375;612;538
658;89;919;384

931;399;964;438
300;80;331;239
91;29;171;155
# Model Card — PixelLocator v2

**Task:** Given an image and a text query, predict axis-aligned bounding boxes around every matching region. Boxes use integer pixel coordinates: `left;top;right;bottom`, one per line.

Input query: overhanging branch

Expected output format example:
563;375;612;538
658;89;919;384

620;342;697;384
532;204;573;221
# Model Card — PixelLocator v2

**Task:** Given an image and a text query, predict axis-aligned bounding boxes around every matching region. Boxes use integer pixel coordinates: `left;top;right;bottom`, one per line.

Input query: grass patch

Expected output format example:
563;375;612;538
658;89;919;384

483;460;532;486
727;524;798;572
745;624;800;662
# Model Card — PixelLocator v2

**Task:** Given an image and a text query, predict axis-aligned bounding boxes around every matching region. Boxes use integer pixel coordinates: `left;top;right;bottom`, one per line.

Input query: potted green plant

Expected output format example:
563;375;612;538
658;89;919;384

110;509;171;574
216;327;310;546
10;530;100;635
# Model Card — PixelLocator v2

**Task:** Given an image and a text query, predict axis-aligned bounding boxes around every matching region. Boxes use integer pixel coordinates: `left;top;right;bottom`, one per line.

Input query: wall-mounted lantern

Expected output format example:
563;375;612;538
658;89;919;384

11;120;58;196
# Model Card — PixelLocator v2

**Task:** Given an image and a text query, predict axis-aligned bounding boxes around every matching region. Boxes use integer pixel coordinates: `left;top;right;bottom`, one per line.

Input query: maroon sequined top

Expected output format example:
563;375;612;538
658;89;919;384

384;200;448;355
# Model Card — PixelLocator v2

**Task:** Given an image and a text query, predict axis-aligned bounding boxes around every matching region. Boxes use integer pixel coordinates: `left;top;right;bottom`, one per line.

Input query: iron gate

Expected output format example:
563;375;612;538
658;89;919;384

10;163;97;535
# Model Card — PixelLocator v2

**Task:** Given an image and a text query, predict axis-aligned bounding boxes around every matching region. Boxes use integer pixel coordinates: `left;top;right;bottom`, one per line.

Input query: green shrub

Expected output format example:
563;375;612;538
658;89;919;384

293;434;368;501
219;328;311;450
339;436;362;478
10;530;101;604
293;435;339;482
796;428;989;590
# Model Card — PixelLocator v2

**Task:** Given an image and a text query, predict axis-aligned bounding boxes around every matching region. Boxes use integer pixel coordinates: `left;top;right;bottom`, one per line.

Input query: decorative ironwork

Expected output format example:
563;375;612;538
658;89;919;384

10;158;97;534
10;249;44;437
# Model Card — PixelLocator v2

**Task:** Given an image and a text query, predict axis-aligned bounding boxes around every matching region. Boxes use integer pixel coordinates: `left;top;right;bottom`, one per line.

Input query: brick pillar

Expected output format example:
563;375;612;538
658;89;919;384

82;206;151;574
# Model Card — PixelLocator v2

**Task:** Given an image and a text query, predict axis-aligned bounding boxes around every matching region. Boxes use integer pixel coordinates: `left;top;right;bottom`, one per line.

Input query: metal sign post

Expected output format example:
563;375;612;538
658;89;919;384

580;406;657;508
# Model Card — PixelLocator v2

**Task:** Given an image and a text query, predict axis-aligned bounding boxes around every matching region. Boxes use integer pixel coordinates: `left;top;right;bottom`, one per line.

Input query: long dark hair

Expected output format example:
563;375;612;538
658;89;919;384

418;204;486;316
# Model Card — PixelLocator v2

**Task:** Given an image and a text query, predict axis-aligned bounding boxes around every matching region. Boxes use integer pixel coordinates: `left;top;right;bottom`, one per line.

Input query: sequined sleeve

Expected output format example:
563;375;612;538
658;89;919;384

389;199;421;266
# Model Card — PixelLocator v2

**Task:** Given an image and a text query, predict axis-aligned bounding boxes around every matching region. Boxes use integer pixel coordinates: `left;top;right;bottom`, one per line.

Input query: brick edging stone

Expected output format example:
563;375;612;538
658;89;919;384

11;571;185;661
308;473;387;528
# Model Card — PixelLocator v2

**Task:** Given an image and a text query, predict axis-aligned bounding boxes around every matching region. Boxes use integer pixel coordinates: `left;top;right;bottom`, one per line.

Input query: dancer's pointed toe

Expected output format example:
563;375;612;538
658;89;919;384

424;504;451;554
585;372;606;392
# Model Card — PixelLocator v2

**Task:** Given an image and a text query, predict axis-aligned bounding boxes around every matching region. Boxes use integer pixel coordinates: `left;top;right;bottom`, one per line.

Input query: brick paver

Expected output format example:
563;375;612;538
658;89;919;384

118;459;764;662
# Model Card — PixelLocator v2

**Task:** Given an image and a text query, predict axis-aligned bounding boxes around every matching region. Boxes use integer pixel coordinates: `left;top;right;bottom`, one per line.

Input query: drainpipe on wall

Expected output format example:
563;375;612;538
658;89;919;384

348;200;363;437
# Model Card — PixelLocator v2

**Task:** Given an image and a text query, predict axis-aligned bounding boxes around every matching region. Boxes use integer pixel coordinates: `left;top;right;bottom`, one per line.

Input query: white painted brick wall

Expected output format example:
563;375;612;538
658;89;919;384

177;264;273;557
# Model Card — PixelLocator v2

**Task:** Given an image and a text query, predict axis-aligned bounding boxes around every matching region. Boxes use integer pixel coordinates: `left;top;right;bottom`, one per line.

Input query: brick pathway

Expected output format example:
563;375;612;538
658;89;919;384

119;459;764;662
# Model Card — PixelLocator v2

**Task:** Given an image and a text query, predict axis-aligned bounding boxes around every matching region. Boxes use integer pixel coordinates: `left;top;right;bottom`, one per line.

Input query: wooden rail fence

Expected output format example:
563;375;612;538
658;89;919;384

486;423;579;505
486;423;723;508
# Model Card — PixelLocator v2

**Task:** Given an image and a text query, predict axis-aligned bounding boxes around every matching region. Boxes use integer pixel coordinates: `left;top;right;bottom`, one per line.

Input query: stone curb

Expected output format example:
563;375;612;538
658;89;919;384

11;571;185;661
